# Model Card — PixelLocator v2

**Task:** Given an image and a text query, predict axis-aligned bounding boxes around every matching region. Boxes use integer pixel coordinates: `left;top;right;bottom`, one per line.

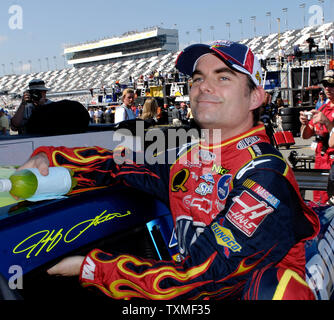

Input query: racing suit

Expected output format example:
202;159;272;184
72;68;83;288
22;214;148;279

32;125;320;300
309;102;334;204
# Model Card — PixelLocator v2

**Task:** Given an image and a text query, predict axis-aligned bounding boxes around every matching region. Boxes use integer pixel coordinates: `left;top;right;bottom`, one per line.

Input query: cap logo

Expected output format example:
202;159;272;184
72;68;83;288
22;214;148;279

211;40;233;48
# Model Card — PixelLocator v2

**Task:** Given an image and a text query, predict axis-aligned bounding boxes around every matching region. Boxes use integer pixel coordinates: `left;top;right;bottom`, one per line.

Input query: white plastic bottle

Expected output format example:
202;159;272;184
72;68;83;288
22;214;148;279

0;167;77;201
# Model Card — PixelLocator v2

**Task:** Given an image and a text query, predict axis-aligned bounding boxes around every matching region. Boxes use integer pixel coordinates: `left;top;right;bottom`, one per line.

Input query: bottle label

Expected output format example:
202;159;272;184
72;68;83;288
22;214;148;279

26;167;72;202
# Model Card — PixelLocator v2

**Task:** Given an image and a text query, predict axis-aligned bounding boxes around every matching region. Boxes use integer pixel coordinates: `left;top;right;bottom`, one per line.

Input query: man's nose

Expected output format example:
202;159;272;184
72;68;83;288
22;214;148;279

199;78;213;93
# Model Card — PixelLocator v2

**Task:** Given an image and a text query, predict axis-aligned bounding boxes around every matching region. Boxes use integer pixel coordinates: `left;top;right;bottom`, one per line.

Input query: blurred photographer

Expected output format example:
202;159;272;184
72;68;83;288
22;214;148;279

11;79;53;134
299;70;334;204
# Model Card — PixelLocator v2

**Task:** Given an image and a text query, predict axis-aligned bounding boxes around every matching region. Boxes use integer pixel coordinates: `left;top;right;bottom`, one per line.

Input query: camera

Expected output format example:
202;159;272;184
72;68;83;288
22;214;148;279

27;89;42;103
304;111;313;120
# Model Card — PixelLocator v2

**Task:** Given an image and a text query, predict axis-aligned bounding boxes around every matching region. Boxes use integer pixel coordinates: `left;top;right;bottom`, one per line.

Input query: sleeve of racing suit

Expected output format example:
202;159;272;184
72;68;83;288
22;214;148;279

77;166;316;300
30;145;170;204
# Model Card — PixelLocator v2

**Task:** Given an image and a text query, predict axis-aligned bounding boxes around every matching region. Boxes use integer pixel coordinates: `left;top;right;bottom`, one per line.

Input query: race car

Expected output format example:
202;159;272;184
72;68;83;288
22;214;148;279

0;178;333;300
0;122;333;300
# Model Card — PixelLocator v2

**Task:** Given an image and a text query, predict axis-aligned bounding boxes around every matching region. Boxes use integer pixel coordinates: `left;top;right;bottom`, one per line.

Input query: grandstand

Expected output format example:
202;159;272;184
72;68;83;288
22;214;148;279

0;22;333;109
241;21;334;68
64;27;179;67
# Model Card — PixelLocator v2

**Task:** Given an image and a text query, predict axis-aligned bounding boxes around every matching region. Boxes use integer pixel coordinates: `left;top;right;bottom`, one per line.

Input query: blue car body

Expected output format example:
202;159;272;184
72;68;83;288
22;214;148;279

0;185;333;300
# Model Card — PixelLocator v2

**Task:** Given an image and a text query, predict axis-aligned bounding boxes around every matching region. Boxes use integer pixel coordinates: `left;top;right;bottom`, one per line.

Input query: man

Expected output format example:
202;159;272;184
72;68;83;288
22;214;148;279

18;41;319;300
258;50;267;71
293;44;302;66
278;47;285;68
114;88;136;124
179;102;188;124
94;107;104;124
306;35;319;58
0;108;9;136
299;70;334;204
11;79;52;134
315;90;328;110
171;102;182;127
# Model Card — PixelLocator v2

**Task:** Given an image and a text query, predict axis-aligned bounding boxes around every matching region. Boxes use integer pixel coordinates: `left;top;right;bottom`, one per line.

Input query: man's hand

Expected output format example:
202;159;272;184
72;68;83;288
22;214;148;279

18;152;50;176
299;110;313;125
10;152;50;200
311;110;331;127
47;256;85;277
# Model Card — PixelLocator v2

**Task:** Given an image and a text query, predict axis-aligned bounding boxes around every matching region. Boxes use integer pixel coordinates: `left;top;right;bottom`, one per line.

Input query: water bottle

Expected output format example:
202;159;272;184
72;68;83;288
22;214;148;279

0;167;77;201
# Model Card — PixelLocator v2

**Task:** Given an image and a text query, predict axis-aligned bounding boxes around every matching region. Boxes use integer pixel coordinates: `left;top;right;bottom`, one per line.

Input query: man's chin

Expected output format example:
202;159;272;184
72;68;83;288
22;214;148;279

194;116;218;129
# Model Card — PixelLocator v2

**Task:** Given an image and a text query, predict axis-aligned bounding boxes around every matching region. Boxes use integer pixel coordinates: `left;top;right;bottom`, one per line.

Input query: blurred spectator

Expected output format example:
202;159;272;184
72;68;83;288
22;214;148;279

293;44;302;66
174;70;180;82
114;88;136;124
135;104;143;118
278;48;285;68
172;102;182;127
11;79;53;134
167;103;174;124
94;107;104;123
156;104;168;125
88;107;94;123
315;90;329;110
306;35;319;58
0;108;9;136
258;50;267;71
144;75;149;88
140;97;159;126
287;53;294;67
104;107;113;124
259;92;276;146
186;104;195;127
179;102;188;124
5;109;11;126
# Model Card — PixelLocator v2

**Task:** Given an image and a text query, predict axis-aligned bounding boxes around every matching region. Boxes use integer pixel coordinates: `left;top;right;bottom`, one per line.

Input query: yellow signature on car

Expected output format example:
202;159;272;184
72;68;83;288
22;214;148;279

13;209;132;259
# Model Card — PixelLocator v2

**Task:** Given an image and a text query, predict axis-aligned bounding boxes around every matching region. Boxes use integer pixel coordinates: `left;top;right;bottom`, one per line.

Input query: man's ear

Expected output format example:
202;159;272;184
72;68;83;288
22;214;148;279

249;86;265;111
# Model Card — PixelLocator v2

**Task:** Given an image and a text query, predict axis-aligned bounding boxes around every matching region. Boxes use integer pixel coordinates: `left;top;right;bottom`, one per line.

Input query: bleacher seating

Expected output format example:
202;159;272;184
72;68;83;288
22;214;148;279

241;21;334;70
0;22;333;102
0;51;180;97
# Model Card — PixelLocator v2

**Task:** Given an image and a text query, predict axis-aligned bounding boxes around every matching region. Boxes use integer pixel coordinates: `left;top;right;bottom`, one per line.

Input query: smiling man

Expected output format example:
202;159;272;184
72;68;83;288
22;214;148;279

189;53;261;139
17;41;319;300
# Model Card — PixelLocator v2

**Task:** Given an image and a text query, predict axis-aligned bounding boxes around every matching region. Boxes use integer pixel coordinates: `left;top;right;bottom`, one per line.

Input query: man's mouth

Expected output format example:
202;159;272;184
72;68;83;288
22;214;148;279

196;95;222;105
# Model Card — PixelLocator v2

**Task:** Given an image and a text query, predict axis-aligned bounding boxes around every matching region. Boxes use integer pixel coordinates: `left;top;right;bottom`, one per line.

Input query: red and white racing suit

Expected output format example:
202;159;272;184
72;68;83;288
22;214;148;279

32;125;320;300
309;102;334;204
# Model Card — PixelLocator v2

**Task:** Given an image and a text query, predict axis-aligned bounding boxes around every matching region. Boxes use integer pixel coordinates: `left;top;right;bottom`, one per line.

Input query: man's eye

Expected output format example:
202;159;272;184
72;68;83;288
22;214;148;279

192;77;202;83
219;76;229;81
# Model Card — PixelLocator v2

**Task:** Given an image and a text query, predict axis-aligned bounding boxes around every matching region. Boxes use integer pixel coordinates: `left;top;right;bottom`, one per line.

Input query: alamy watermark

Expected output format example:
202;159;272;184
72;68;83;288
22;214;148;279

8;265;23;290
308;5;324;26
8;4;23;30
112;122;226;168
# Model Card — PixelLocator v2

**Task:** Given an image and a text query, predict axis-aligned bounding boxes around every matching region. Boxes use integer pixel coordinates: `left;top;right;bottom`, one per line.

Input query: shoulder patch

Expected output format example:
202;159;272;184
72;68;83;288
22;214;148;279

243;179;280;208
236;154;288;181
226;191;274;237
237;136;260;150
